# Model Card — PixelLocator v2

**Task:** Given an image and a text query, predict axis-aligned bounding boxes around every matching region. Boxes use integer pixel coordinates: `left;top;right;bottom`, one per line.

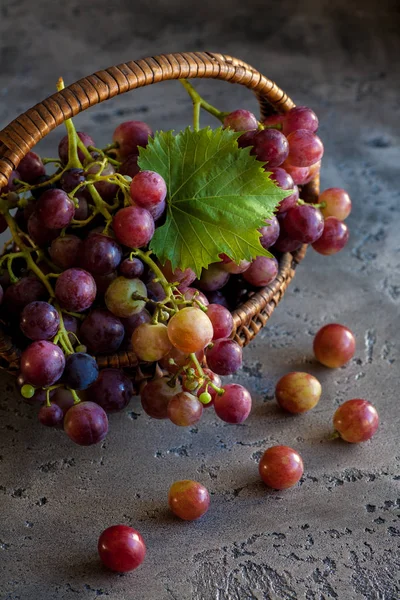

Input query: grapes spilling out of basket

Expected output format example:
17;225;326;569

0;79;351;446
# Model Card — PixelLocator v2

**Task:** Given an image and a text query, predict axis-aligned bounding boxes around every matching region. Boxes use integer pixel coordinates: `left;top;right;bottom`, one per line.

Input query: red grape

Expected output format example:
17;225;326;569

20;341;65;387
214;383;251;423
312;217;349;255
159;260;196;291
259;216;280;249
262;114;285;129
132;322;172;362
120;309;152;343
243;255;278;287
98;525;146;572
18;151;45;183
113;206;155;248
37;189;75;229
282;205;324;244
206;338;242;375
283;106;319;135
105;277;146;318
280;160;310;185
319;188;352;221
130;170;167;208
181;287;209;307
80;233;122;275
167;391;203;426
313;324;355;368
1;277;44;317
267;167;299;214
333;399;379;443
119;257;144;279
206;304;234;340
167;307;213;353
275;372;322;413
219;255;250;275
0;169;20;194
49;235;82;269
58;132;94;164
60;168;85;193
63;352;99;390
168;480;210;520
55;268;96;312
118;154;140;178
113;121;153;159
237;130;256;148
80;309;124;354
259;446;304;489
87;368;133;413
141;377;182;419
64;401;108;445
223;109;258;132
252;129;289;167
38;403;64;427
20;301;60;341
87;161;118;202
28;212;59;246
286;130;324;167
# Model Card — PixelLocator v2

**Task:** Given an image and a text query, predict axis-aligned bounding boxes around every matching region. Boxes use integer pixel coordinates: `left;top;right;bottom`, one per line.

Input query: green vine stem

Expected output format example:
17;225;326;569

179;79;229;128
56;78;83;170
131;249;179;310
297;198;326;209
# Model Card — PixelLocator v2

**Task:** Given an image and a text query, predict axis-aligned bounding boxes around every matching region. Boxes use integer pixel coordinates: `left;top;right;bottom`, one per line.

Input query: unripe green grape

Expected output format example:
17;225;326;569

199;392;212;405
21;384;35;399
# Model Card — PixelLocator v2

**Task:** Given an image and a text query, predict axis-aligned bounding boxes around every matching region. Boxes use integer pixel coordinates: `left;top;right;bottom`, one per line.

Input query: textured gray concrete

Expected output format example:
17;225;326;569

0;1;399;599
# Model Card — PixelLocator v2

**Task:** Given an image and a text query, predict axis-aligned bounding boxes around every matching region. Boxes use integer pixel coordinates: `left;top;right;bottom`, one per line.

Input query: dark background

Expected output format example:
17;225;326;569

0;1;399;599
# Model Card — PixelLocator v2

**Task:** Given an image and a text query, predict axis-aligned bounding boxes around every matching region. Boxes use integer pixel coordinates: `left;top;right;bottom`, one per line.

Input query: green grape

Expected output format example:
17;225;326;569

21;384;35;399
105;277;147;318
199;391;212;405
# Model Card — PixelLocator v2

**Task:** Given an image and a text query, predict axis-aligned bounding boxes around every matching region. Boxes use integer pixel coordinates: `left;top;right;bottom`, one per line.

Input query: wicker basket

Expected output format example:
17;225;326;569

0;51;318;376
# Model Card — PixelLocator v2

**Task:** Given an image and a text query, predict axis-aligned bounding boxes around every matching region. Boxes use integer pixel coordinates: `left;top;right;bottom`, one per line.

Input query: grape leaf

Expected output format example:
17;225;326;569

138;127;289;277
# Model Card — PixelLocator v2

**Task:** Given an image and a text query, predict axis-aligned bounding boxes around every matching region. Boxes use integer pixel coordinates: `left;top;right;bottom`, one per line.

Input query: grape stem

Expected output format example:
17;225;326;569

130;249;179;310
297;198;326;209
69;389;81;405
189;352;224;395
179;79;229;128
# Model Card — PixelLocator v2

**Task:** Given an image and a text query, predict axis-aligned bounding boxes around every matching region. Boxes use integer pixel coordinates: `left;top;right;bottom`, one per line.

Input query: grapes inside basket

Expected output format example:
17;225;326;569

0;56;351;446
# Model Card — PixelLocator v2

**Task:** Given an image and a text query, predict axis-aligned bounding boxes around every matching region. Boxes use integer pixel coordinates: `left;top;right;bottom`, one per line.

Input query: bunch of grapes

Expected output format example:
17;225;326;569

0;80;351;448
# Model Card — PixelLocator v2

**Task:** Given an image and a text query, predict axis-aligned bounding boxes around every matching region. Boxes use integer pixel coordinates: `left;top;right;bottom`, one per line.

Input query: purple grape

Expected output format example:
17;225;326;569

93;271;118;296
283;106;319;135
20;341;65;387
312;217;349;255
147;198;166;221
49;235;82;269
62;313;79;343
129;171;167;209
80;309;124;354
120;309;152;343
60;168;85;193
118;154;140;178
280;160;310;185
52;388;75;415
63;352;99;390
197;264;230;292
286;130;324;167
86;162;118;202
181;288;209;307
38;403;64;428
4;276;46;315
237;130;256;149
259;216;280;249
0;170;20;194
31;175;57;199
205;339;242;375
80;233;122;275
223;110;258;132
74;196;89;221
64;401;108;445
251;129;289;167
273;233;302;253
87;368;133;412
119;258;144;279
28;212;60;246
18;152;45;183
113;121;153;159
0;284;3;305
267;167;299;214
55;269;96;312
205;290;229;308
58;132;95;165
20;301;60;341
243;255;278;287
113;206;154;248
141;377;181;420
283;205;324;244
37;189;75;229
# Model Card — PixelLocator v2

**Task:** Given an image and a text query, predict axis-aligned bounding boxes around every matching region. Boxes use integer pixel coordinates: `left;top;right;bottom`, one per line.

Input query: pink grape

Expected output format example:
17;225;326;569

303;160;321;184
313;323;356;368
167;307;213;353
197;263;230;292
18;151;45;183
159;260;196;291
283;106;319;135
58;132;94;164
286;130;324;167
312;217;349;255
141;377;182;419
252;129;289;167
181;287;209;307
206;304;234;340
104;277;146;318
167;391;203;426
333;399;379;443
168;480;210;520
259;216;280;249
262;114;285;129
276;372;322;413
64;401;108;445
259;446;304;489
98;525;146;573
267;167;299;213
219;254;250;274
319;188;352;220
130;170;167;208
214;383;252;423
113;206;155;248
55;268;96;312
20;341;65;387
113;121;153;159
243;256;278;287
20;301;60;341
49;235;82;269
132;322;172;362
205;339;242;375
87;368;133;413
223;110;258;132
80;309;124;354
283;205;324;244
281;160;310;185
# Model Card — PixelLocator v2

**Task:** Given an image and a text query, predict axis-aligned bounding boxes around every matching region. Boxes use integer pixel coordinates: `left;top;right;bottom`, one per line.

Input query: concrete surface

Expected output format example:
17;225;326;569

0;1;399;598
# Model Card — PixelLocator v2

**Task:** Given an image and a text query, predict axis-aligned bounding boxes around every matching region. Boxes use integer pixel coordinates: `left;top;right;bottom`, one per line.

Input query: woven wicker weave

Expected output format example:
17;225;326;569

0;51;318;374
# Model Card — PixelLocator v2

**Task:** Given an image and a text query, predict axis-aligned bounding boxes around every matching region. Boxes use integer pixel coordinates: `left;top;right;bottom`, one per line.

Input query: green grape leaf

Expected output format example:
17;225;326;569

137;127;289;277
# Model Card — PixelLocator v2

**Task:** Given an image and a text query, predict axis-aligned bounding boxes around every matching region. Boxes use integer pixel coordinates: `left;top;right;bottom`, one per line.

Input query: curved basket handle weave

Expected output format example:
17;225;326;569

0;51;296;187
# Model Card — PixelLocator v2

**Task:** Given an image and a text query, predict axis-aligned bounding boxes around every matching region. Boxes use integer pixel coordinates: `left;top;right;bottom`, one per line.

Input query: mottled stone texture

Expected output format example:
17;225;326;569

0;1;399;598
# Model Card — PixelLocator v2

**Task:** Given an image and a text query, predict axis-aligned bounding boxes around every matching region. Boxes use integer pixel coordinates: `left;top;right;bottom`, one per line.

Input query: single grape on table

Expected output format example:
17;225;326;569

168;480;210;520
333;399;379;443
259;446;304;490
98;525;146;572
313;323;356;368
276;372;322;413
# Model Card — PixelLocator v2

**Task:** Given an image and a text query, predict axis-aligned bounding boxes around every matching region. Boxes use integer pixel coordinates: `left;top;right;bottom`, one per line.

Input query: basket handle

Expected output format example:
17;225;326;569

0;51;295;188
